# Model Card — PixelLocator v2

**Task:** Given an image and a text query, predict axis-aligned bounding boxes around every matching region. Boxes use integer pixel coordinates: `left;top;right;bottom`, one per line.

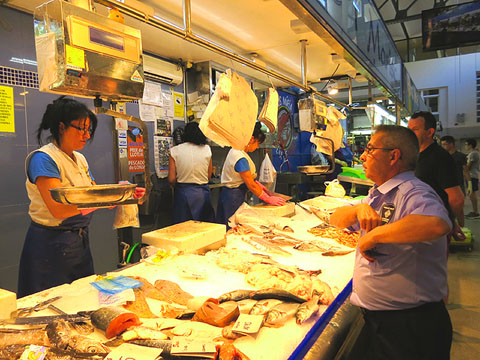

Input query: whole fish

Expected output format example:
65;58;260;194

322;248;355;256
294;242;330;252
218;289;252;303
250;289;307;303
0;345;107;360
0;327;50;348
236;299;258;314
312;279;335;305
240;236;292;257
265;302;299;327
295;291;320;325
47;319;110;354
129;339;213;360
249;299;283;315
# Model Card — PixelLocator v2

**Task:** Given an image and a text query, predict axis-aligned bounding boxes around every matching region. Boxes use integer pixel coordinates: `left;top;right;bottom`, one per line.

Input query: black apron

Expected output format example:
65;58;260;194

17;213;94;298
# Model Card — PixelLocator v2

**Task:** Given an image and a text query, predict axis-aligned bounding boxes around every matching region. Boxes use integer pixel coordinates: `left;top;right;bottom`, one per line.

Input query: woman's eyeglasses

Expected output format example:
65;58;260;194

70;124;93;135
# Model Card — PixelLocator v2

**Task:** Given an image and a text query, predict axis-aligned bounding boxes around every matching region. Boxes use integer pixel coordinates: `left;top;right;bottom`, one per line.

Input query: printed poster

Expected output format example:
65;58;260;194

0;85;15;133
154;135;173;178
127;126;145;173
155;117;172;137
173;92;184;119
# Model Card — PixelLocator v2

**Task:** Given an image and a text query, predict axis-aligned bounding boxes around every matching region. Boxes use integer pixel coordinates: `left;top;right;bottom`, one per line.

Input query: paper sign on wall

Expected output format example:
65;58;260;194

0;85;15;133
128;126;145;173
173;92;184;119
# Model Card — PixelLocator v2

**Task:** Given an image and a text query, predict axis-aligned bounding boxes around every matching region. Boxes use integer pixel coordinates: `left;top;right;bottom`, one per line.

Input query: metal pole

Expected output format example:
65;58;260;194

348;77;353;105
183;0;191;36
300;39;307;88
93;0;348;109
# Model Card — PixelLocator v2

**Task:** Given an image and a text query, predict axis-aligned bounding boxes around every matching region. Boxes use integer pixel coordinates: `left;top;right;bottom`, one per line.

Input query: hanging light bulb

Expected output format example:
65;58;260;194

327;82;339;95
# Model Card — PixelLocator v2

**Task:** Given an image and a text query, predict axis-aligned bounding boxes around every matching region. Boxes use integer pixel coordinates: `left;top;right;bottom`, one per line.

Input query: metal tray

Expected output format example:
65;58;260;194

297;165;330;175
50;184;137;208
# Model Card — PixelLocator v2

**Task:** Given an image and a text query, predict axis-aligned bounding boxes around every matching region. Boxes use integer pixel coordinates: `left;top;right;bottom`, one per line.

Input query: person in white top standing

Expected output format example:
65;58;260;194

168;122;215;224
465;138;480;218
18;96;145;297
216;122;285;227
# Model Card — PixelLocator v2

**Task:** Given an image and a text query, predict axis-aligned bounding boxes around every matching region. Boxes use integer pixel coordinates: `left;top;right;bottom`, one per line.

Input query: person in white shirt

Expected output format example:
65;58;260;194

168;122;215;224
18;96;144;297
216;122;285;226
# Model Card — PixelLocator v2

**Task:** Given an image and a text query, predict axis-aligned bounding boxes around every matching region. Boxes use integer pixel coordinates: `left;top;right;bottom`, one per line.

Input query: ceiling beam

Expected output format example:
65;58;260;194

385;13;421;25
378;0;389;10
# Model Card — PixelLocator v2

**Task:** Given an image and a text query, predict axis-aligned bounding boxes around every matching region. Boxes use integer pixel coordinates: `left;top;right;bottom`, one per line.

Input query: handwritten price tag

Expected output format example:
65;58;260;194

232;313;265;335
170;336;216;357
105;343;163;360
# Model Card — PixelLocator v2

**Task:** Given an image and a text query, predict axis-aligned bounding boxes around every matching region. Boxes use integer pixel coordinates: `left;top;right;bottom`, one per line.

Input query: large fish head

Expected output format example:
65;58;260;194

69;335;111;354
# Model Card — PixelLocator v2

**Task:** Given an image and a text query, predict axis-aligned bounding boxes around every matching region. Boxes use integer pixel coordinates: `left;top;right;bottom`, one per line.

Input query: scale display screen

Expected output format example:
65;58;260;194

89;27;124;51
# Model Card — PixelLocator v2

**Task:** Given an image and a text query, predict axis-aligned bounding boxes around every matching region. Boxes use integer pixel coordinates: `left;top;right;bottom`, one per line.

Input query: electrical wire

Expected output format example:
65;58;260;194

320;64;340;92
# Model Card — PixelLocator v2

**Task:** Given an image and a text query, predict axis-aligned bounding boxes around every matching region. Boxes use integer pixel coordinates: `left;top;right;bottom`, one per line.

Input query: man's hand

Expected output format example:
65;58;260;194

467;181;473;196
448;222;466;242
358;231;377;262
356;204;383;232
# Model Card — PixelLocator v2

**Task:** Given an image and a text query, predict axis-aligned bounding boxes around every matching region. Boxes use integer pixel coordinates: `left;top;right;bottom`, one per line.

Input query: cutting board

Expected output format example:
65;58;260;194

142;221;226;254
252;202;295;217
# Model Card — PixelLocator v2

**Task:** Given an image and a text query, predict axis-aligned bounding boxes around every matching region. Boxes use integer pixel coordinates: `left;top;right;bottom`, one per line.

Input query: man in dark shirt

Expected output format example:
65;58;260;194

440;135;467;194
408;111;465;241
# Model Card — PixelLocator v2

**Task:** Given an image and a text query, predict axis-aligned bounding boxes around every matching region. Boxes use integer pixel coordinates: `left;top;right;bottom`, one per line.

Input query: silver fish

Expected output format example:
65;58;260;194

295;291;320;325
265;302;300;327
250;289;307;303
236;299;258;314
249;299;283;315
322;248;355;256
218;289;252;303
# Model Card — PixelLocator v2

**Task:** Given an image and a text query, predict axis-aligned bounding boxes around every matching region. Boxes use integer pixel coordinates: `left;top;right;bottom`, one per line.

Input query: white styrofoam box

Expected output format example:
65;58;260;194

0;288;17;319
142;221;226;254
252;202;295;217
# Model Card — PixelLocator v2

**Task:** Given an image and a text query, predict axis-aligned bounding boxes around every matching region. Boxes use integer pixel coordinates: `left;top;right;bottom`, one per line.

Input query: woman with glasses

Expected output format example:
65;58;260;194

18;96;144;297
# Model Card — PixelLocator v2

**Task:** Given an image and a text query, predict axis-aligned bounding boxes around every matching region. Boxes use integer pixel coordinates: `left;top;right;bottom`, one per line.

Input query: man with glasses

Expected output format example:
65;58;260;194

329;125;452;360
408;111;465;241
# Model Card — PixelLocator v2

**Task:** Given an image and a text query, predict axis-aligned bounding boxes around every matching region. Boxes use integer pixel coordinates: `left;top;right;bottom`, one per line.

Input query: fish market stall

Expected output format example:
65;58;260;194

1;197;358;360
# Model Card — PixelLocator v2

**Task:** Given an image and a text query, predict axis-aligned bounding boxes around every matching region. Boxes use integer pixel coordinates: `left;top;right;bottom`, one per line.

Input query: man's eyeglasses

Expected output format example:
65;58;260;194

364;146;395;154
70;124;93;135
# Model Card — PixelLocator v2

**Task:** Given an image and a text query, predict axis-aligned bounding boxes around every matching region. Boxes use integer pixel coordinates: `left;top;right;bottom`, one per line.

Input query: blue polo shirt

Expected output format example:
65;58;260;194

349;171;452;311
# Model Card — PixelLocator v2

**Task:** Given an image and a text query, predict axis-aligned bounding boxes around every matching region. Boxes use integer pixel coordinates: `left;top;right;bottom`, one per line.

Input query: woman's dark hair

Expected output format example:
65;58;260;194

252;122;266;144
182;121;207;145
36;96;98;145
466;138;477;148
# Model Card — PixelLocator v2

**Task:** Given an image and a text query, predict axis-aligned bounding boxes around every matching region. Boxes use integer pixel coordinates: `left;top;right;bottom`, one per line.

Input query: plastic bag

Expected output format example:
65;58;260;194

324;179;346;198
90;275;143;295
113;204;140;229
259;153;276;184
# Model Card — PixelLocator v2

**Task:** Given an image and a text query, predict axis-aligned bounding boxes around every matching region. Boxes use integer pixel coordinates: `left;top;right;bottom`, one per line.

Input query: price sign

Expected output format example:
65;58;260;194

170;336;216;357
105;343;163;360
232;313;265;335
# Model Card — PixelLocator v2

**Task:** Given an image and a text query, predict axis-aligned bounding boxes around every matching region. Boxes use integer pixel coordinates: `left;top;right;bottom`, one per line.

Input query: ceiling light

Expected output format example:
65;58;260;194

327;84;339;95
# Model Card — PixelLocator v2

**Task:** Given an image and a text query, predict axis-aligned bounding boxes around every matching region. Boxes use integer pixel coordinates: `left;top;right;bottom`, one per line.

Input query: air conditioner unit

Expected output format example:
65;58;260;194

143;54;183;85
